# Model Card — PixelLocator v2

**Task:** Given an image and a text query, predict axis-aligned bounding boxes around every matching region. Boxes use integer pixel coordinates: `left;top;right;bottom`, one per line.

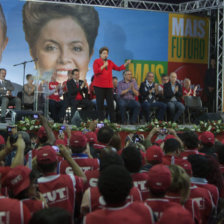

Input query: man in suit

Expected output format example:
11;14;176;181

0;68;21;122
67;69;93;118
163;72;185;122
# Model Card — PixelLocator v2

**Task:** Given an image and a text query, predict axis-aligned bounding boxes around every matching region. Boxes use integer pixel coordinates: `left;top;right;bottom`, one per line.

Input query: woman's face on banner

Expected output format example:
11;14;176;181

32;17;91;83
0;26;8;63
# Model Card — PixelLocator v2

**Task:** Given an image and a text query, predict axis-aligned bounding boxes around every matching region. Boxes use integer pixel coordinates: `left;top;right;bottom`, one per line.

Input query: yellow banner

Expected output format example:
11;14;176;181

168;13;209;64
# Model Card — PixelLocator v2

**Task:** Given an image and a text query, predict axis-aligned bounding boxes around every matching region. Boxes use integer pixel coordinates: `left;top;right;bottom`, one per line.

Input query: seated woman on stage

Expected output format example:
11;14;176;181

182;78;197;98
23;74;35;110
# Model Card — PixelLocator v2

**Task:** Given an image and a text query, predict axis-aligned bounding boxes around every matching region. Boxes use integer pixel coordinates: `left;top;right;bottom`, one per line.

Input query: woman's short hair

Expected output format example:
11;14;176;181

99;46;109;55
23;2;99;56
0;4;7;41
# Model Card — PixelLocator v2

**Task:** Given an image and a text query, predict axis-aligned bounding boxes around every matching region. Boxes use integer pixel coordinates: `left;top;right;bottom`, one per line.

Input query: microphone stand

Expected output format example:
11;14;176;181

13;59;37;109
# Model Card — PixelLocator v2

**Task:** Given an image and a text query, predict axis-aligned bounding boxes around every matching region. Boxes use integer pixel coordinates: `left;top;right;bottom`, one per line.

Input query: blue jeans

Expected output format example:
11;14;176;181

167;101;185;121
142;101;167;121
118;98;140;124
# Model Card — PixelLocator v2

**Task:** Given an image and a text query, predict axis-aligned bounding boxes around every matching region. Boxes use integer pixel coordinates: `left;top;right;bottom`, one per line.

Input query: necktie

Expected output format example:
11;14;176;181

76;81;79;88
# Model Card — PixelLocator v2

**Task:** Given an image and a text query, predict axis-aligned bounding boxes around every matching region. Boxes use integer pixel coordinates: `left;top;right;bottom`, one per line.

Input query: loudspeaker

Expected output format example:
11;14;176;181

14;110;43;122
197;112;222;122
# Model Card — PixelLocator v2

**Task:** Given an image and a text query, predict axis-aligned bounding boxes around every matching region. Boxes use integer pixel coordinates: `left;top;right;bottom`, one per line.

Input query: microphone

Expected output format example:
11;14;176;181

104;58;108;70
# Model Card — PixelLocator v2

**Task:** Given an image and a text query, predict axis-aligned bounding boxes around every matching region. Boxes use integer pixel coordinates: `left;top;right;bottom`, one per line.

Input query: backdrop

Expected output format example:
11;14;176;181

0;0;209;96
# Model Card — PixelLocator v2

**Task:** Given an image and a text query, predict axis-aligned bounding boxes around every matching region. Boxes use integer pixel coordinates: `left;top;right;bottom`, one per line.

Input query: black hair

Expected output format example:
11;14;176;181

0;68;6;73
112;76;118;80
99;149;124;171
99;46;109;55
72;68;79;74
121;145;142;173
37;162;57;173
29;207;71;224
98;165;132;205
188;154;224;193
26;74;33;80
163;139;181;154
97;126;114;144
182;131;199;150
70;145;86;154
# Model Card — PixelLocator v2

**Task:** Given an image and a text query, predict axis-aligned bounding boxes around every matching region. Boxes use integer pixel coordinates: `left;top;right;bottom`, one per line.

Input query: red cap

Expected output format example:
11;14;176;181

55;139;66;146
4;166;31;196
199;131;215;145
157;204;194;224
147;164;171;193
0;135;5;145
146;145;164;164
164;134;176;141
70;133;87;148
85;132;97;143
37;126;47;139
36;146;57;164
175;159;192;176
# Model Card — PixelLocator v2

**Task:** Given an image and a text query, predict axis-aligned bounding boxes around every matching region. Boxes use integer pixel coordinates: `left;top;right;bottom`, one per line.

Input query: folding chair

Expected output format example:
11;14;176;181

184;96;208;124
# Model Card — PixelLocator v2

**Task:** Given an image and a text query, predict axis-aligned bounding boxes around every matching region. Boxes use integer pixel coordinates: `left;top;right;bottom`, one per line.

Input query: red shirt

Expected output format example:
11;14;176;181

162;155;185;166
182;87;194;97
62;80;68;93
0;196;31;224
49;81;60;102
93;58;125;88
189;184;214;224
131;172;149;200
89;82;96;100
179;149;200;160
58;154;99;174
144;198;180;221
165;193;201;223
89;186;142;212
84;201;155;224
191;178;219;207
22;198;45;215
84;169;100;191
38;173;83;215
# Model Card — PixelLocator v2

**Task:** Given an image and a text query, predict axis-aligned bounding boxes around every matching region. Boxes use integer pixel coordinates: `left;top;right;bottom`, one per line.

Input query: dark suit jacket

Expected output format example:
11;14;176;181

163;81;182;102
67;79;88;100
0;79;14;97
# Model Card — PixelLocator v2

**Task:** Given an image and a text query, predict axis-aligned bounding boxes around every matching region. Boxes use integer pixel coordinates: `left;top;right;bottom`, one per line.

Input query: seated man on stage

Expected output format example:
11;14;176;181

0;68;21;123
163;72;185;122
139;72;167;122
67;69;93;119
117;70;140;125
48;74;64;123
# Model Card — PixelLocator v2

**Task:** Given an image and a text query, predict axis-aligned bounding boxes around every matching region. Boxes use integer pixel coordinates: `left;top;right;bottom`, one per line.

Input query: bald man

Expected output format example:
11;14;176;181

163;72;185;122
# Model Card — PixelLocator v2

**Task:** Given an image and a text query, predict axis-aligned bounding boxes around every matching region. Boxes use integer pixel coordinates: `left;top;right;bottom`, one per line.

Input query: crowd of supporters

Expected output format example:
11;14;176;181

0;114;224;223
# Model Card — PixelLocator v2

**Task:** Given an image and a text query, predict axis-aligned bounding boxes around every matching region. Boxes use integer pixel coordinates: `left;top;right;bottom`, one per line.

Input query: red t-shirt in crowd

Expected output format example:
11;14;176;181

49;81;60;102
131;172;149;200
22;198;45;215
144;198;180;221
93;58;125;88
58;154;99;174
162;155;185;166
38;173;83;215
88;186;142;212
84;169;100;191
0;196;31;224
189;184;214;224
165;193;201;224
84;201;155;224
191;177;219;207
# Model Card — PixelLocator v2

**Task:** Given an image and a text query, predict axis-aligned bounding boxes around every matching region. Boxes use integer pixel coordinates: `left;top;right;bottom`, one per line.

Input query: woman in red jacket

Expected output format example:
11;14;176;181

93;47;130;122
